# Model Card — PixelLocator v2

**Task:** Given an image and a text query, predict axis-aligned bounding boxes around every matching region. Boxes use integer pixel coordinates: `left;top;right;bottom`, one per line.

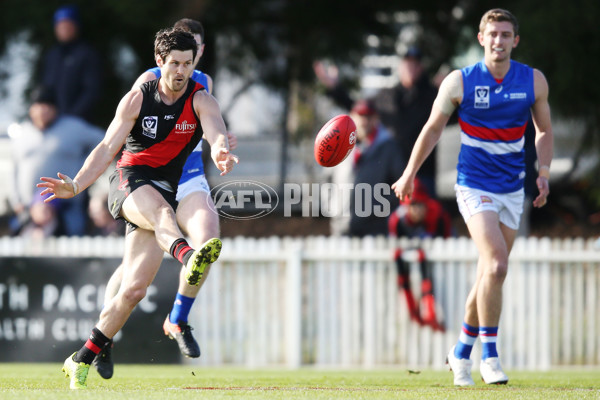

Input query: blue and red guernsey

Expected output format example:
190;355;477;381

457;60;534;193
117;79;205;190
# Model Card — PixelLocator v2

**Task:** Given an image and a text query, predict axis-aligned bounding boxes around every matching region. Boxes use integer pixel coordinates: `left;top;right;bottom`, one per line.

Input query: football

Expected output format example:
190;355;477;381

314;114;357;167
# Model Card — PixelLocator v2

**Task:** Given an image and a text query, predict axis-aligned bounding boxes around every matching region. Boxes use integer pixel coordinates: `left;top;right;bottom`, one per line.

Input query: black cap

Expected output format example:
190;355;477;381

30;87;56;105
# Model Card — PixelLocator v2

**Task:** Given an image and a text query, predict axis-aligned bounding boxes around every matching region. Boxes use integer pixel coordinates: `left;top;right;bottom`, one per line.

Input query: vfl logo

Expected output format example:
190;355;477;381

474;86;490;109
142;116;158;138
175;120;197;134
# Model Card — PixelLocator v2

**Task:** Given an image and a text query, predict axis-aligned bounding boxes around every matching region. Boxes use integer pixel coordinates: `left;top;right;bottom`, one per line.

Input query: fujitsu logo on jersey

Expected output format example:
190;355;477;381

175;120;197;134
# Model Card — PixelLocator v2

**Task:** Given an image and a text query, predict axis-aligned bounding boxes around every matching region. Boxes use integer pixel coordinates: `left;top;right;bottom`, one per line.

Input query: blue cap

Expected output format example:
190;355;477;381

54;5;80;26
403;46;422;60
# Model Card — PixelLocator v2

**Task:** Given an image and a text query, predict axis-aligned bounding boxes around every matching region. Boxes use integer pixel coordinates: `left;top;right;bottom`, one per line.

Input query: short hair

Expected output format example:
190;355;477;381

479;8;519;35
174;18;204;43
154;27;197;62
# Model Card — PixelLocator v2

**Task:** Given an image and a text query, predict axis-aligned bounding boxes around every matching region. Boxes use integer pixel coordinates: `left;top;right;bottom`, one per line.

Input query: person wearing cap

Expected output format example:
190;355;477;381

388;178;452;239
325;98;405;237
314;45;438;197
41;4;102;122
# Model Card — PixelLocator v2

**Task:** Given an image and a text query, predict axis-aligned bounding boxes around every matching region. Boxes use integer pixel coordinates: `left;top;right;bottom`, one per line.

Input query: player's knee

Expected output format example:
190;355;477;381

487;260;508;282
120;284;147;307
157;204;177;222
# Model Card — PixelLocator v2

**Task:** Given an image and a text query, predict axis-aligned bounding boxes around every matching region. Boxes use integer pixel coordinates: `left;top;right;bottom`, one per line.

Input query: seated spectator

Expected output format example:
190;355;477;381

18;189;62;238
87;191;124;236
8;88;104;236
389;178;453;239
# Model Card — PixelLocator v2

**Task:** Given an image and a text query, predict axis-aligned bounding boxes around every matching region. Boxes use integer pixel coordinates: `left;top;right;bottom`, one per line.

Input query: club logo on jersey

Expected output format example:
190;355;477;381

175;120;197;134
142;116;158;138
474;86;490;109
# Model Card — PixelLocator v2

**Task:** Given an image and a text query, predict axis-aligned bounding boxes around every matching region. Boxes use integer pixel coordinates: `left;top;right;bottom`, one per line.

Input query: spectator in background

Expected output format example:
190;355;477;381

41;5;102;122
87;190;124;237
314;46;438;196
389;178;453;239
8;88;104;236
18;189;62;238
326;98;405;237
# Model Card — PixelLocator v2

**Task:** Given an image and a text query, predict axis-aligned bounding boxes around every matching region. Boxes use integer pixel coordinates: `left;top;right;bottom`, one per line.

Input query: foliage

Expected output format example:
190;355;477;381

1;0;599;203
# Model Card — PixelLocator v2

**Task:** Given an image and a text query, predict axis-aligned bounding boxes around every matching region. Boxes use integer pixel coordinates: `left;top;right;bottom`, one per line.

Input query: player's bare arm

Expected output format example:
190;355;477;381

193;90;239;175
531;68;554;208
37;89;143;202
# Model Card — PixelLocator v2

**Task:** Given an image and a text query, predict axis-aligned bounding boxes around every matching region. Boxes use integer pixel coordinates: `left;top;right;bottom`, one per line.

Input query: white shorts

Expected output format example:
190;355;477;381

455;184;524;230
176;174;211;202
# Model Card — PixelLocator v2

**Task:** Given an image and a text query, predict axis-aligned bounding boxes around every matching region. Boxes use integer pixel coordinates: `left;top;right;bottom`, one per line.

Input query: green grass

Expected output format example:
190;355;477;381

0;363;599;400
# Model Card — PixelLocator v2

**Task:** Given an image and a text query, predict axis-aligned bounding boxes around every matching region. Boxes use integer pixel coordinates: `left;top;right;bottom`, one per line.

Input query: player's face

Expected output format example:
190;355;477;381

478;21;519;62
159;50;195;92
351;113;378;142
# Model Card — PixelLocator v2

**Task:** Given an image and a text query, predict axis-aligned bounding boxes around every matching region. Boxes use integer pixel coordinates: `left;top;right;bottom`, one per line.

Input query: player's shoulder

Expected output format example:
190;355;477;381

118;87;145;115
440;70;463;90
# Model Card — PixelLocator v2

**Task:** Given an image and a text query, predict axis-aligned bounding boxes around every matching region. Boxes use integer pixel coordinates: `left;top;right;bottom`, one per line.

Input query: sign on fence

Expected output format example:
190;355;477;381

0;256;181;363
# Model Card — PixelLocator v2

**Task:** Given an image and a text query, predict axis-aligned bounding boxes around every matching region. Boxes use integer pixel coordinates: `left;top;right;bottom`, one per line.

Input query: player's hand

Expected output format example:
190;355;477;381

533;176;549;208
36;172;79;202
226;132;238;151
213;148;239;176
391;175;414;203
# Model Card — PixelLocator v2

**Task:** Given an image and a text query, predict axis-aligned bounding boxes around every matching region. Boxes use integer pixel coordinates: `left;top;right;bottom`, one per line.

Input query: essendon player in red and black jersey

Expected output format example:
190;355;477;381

117;78;204;190
38;28;238;389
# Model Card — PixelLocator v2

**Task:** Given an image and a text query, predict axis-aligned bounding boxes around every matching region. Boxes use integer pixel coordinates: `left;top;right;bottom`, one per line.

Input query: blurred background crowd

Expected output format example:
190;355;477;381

0;0;598;240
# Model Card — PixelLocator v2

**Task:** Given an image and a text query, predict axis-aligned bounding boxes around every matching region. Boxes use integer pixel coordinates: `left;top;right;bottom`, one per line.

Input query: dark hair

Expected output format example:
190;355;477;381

480;8;519;35
154;27;197;62
173;18;204;43
30;86;56;105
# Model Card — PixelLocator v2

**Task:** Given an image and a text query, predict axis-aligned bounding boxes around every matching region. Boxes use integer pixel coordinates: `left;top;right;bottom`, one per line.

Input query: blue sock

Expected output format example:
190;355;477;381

480;326;499;359
169;293;195;324
455;322;478;359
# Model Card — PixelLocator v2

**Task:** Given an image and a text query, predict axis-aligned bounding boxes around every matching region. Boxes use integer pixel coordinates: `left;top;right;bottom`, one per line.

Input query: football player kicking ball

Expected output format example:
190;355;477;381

92;18;237;380
392;8;553;386
39;27;238;389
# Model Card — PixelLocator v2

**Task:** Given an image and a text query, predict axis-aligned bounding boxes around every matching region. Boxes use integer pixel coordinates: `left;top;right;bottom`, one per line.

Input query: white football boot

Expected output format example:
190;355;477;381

446;346;475;386
480;357;509;384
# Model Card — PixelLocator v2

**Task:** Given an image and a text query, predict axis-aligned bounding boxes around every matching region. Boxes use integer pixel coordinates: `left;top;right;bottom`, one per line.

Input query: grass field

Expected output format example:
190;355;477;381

0;363;598;400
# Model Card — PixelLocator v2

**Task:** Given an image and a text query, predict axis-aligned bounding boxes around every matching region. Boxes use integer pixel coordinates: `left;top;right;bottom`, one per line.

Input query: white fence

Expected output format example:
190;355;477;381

1;235;599;369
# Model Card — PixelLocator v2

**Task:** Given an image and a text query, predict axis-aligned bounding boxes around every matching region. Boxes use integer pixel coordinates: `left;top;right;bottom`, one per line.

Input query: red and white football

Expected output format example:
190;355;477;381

314;114;357;167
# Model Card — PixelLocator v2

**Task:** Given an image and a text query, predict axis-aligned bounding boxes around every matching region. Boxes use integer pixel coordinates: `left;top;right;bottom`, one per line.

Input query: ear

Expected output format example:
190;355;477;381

477;31;484;47
513;34;520;48
197;43;205;58
156;55;164;67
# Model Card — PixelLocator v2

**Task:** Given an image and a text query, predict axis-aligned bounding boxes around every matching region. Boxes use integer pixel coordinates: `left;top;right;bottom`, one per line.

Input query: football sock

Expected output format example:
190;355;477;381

480;326;499;359
169;293;195;324
74;327;109;365
455;322;478;359
170;238;194;265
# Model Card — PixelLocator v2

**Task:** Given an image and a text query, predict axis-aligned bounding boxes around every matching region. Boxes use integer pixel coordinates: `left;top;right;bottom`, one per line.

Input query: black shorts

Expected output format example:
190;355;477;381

107;167;178;231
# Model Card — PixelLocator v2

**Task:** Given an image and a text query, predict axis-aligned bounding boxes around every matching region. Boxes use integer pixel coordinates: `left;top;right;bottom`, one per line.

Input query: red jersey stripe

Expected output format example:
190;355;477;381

459;118;527;142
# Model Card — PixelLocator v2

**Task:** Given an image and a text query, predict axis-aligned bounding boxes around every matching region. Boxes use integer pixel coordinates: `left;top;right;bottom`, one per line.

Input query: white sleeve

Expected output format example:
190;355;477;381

433;71;463;116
